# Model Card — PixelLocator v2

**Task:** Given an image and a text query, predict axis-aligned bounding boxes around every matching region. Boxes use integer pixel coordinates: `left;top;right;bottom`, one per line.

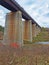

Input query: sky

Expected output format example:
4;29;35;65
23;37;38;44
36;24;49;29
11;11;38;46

0;0;49;27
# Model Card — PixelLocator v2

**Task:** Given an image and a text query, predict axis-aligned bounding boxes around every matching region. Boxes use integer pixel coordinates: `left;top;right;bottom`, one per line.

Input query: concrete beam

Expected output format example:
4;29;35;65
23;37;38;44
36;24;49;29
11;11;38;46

3;11;23;46
24;20;32;42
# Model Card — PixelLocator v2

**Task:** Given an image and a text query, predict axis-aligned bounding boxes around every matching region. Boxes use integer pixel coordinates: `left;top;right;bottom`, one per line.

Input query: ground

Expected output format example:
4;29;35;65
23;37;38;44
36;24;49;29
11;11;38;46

0;44;49;65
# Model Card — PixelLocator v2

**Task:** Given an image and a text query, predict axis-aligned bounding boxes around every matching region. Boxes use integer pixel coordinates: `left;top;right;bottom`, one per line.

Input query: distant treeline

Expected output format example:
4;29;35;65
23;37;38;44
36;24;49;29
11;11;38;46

0;26;49;33
41;27;49;31
0;26;4;32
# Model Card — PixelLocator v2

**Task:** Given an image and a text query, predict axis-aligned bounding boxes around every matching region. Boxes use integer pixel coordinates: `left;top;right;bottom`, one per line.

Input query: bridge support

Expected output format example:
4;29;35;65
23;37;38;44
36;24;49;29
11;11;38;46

32;24;37;37
24;20;32;42
32;24;41;38
3;11;23;46
38;26;40;35
36;26;41;35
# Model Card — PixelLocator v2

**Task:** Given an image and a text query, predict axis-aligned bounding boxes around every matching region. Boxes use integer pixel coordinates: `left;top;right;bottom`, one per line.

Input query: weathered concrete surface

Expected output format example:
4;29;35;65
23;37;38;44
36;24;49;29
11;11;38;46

24;20;32;42
32;24;37;37
36;26;41;35
32;24;41;37
3;11;23;46
3;11;41;46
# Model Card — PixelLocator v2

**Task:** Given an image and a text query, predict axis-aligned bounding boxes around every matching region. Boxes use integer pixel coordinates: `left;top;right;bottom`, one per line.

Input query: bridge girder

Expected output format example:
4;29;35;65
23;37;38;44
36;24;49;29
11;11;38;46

0;0;41;28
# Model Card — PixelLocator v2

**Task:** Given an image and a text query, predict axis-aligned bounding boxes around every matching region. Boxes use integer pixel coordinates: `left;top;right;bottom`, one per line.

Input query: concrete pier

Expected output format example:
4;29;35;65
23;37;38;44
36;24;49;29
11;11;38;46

24;20;32;42
32;24;37;37
3;11;41;46
32;24;41;38
3;11;23;46
36;26;41;35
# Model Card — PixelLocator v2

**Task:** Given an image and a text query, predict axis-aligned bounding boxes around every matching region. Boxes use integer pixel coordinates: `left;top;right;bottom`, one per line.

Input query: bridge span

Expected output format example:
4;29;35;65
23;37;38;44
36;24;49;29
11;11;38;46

0;0;41;46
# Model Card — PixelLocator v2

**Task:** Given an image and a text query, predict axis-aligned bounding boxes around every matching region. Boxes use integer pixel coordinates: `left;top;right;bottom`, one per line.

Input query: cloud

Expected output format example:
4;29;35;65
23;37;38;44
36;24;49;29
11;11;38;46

0;9;5;27
0;5;10;27
43;13;49;17
15;0;49;27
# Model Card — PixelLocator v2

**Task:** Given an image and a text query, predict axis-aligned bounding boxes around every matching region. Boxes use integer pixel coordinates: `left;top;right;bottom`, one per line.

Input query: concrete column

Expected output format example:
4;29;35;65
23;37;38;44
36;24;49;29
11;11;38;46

24;20;32;42
36;25;39;35
3;11;23;46
32;24;37;37
38;27;41;33
36;26;41;35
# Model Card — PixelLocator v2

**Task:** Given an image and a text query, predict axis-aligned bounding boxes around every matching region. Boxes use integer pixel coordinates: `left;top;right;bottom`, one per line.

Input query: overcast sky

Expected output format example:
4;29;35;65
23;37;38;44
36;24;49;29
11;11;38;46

0;0;49;27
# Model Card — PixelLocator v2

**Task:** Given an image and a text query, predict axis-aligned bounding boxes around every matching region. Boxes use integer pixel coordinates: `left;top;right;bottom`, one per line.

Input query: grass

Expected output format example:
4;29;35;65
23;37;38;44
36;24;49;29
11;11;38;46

0;44;49;65
33;28;49;43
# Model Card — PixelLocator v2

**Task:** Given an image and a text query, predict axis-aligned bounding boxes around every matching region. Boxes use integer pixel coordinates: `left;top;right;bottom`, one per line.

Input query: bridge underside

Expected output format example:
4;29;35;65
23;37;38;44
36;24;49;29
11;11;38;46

0;0;41;26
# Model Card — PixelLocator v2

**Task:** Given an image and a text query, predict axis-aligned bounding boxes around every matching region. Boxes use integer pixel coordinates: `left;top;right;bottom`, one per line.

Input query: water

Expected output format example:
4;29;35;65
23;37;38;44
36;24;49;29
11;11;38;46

35;42;49;44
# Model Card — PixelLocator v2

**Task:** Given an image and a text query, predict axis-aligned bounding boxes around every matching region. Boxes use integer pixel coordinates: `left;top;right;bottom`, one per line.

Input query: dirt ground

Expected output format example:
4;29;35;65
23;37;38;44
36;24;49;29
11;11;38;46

0;44;49;65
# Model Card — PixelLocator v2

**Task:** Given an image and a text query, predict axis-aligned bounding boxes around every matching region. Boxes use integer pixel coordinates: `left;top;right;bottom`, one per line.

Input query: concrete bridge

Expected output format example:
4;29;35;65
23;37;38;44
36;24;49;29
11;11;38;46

0;0;41;46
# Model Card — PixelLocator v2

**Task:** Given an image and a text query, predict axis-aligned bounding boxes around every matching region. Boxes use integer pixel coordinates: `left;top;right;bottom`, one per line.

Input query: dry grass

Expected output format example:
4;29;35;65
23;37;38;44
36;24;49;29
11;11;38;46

0;44;49;65
0;28;49;65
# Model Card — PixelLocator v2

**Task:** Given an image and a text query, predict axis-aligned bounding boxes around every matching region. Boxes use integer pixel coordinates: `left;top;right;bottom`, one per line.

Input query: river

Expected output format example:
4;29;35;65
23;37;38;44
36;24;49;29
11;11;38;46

35;42;49;44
